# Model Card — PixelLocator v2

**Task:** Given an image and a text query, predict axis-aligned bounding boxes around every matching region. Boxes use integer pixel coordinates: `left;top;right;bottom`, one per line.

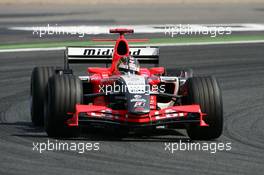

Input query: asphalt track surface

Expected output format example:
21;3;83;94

0;43;263;175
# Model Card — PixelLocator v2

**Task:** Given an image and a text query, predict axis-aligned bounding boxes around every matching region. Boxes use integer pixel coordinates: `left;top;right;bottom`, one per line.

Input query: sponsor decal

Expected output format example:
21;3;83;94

131;98;146;102
83;48;113;56
83;48;141;56
134;95;142;99
131;94;146;102
134;101;146;108
131;99;146;102
135;107;145;111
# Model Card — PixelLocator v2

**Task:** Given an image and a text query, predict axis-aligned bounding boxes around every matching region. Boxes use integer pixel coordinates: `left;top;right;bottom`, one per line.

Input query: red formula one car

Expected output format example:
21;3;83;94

30;28;223;140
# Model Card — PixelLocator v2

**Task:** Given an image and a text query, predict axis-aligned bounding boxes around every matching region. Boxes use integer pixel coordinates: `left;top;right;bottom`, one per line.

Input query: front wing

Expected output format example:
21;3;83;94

66;104;208;128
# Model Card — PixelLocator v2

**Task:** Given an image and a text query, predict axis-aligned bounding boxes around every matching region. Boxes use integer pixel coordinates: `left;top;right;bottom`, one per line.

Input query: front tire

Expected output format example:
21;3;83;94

31;67;55;126
45;74;83;138
184;76;223;140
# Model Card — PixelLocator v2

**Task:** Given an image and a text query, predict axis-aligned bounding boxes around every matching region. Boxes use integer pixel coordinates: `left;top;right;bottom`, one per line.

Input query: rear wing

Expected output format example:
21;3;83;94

64;46;159;68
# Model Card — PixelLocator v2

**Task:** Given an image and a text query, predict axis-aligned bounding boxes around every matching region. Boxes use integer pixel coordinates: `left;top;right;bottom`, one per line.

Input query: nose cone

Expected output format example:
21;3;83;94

121;75;150;115
127;93;150;114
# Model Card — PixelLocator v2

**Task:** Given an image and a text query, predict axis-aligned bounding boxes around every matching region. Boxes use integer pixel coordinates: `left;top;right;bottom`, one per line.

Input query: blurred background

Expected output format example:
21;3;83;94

1;0;264;46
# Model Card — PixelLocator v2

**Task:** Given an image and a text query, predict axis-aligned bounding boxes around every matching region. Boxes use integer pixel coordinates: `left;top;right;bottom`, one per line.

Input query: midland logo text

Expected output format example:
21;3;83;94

83;49;141;56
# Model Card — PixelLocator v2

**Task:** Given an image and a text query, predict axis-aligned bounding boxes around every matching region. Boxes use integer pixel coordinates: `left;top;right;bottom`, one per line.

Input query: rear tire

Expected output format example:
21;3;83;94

45;74;83;138
185;76;223;140
31;67;55;126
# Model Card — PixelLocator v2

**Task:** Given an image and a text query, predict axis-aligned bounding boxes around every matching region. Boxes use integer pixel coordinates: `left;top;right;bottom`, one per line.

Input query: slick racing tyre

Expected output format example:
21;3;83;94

45;74;83;138
184;76;223;140
31;67;55;126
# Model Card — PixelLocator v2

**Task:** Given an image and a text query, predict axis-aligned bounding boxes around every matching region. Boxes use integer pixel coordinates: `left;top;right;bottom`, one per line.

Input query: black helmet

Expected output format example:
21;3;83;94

117;56;140;74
